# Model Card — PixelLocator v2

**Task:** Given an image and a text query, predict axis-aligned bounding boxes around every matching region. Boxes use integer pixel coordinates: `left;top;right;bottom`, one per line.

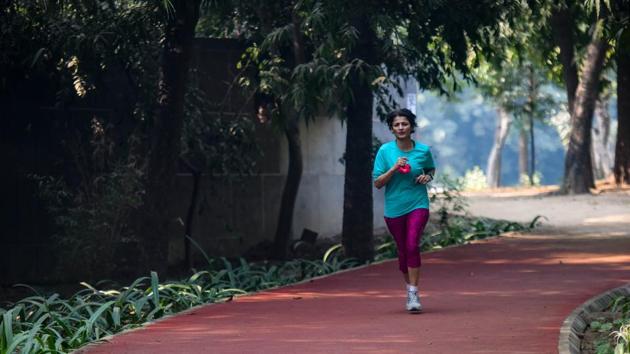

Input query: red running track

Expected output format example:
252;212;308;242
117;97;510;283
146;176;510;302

78;229;630;354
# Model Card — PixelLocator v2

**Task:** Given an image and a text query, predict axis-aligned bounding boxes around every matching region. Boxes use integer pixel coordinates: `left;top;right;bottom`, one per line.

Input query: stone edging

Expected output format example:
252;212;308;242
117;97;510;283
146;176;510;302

558;283;630;354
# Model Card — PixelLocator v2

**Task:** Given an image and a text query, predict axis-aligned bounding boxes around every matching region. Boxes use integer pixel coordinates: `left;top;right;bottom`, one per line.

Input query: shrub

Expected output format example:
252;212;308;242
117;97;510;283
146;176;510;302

459;166;487;191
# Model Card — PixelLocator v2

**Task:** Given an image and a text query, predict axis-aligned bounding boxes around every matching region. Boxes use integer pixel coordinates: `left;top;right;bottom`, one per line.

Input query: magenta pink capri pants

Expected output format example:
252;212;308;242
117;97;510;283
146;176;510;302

384;208;430;273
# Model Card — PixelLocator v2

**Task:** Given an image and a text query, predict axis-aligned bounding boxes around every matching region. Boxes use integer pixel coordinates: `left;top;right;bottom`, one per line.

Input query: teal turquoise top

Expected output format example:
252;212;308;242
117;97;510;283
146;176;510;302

372;140;436;218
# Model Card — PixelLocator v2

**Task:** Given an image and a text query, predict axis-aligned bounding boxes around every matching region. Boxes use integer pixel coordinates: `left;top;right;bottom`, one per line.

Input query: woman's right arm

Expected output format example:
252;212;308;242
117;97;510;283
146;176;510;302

374;157;406;189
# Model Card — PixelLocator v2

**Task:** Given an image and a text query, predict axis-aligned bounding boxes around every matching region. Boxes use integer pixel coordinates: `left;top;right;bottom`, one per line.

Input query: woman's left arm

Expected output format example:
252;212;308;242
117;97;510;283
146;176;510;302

415;168;435;185
415;147;436;185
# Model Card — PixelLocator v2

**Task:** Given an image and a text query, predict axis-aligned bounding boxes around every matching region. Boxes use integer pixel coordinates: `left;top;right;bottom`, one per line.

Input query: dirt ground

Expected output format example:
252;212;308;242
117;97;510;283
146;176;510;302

463;185;630;232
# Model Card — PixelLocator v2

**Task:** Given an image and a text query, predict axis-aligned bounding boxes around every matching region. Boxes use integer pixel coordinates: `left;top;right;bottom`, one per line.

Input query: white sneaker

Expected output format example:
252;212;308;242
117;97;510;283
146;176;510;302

406;290;423;313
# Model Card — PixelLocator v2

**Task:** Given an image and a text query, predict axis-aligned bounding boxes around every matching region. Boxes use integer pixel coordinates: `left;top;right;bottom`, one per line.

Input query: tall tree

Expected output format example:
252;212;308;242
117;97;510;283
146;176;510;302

204;1;317;259
545;0;630;191
487;107;512;188
538;0;609;194
310;1;520;261
612;0;630;184
215;0;521;261
140;0;202;273
550;4;580;116
341;11;378;261
591;89;614;179
270;5;307;259
475;26;556;189
525;64;537;183
519;127;530;182
572;0;630;185
560;23;608;193
615;32;630;184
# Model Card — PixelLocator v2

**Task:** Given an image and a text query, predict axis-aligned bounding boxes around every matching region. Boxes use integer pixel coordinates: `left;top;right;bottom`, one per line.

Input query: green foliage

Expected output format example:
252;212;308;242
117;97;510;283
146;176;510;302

589;296;630;354
214;0;523;126
373;240;398;262
430;174;469;227
5;1;262;281
424;216;530;250
3;1;162;280
30;159;145;280
460;166;488;191
520;171;543;186
612;324;630;354
424;174;538;248
338;135;383;165
0;252;360;353
181;68;262;176
471;2;563;164
1;0;163;107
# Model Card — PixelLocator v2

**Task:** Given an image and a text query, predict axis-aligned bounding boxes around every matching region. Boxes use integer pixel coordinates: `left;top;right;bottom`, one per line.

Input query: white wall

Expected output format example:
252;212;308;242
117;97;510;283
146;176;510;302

288;79;419;240
288;117;349;239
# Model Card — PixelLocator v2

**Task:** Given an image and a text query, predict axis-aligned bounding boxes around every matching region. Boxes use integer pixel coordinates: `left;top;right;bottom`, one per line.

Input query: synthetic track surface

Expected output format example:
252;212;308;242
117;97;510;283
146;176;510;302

78;226;630;354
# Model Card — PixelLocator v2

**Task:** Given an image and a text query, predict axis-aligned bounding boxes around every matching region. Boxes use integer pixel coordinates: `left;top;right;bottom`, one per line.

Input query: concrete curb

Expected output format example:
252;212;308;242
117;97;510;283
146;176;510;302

558;283;630;354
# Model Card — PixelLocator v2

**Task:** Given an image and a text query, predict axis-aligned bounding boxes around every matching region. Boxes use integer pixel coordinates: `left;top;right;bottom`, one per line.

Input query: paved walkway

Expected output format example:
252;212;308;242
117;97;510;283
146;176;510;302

79;222;630;353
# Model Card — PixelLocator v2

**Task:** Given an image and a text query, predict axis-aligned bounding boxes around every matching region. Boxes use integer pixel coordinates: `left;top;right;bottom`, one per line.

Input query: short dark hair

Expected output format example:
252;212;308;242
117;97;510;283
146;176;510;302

386;108;417;133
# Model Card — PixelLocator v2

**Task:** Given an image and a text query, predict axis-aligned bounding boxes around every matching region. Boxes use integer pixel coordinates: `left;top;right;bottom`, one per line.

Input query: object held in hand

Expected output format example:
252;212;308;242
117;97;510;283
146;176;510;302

397;164;411;174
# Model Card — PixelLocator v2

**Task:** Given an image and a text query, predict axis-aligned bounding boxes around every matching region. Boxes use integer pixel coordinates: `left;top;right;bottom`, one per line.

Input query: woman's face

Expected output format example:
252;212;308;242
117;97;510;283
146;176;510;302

391;116;412;140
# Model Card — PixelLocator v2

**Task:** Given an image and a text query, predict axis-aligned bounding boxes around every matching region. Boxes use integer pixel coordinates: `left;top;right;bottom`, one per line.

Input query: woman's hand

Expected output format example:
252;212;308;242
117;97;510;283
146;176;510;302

393;157;408;171
415;174;432;185
376;157;410;189
396;157;408;167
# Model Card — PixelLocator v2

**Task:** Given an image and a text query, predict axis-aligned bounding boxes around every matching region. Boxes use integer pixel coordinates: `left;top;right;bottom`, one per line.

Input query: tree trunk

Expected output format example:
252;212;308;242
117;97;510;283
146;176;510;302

271;6;305;260
560;32;607;194
518;126;529;184
486;107;511;188
272;114;303;259
614;28;630;184
529;116;535;184
591;92;613;180
342;15;375;262
551;4;579;115
181;158;201;270
527;64;537;184
140;0;201;275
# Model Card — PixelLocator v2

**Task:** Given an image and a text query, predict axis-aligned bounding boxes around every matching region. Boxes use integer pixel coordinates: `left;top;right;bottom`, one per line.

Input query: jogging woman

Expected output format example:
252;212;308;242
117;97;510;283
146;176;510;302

372;108;435;313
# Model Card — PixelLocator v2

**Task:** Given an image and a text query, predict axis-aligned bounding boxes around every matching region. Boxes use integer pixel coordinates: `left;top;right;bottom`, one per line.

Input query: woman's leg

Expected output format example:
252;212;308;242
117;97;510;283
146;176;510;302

384;215;409;280
405;208;430;287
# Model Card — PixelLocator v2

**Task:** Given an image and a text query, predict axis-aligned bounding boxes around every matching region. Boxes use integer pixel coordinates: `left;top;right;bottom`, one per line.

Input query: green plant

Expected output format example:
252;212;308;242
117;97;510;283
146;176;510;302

612;323;630;354
425;173;542;250
420;215;533;251
429;174;468;230
374;238;398;262
610;296;630;354
520;171;543;186
30;159;145;280
459;166;487;191
588;296;630;354
0;248;362;353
